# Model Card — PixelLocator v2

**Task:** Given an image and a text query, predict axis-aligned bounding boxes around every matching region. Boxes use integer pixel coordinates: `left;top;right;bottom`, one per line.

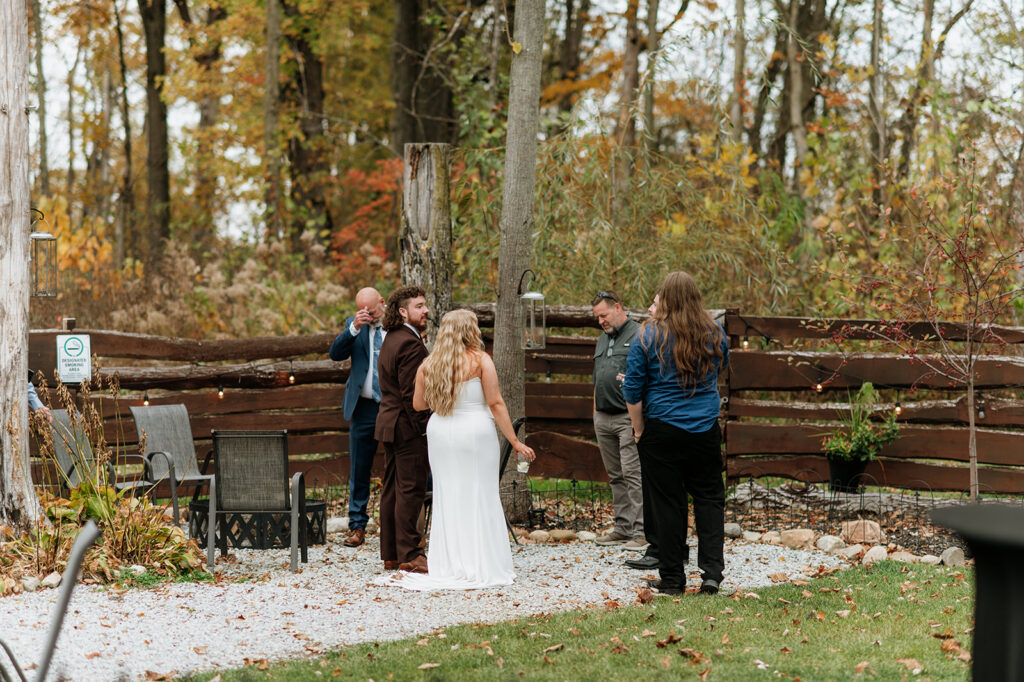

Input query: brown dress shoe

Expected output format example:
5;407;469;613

383;560;400;570
343;528;365;547
398;555;428;574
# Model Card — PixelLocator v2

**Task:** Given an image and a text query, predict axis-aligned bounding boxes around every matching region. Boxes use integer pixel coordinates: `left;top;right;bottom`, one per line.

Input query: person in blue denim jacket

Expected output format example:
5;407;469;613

623;271;729;596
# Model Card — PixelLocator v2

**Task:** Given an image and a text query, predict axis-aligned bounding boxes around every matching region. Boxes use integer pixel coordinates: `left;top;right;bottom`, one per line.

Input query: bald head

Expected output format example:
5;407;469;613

353;287;385;328
355;287;382;310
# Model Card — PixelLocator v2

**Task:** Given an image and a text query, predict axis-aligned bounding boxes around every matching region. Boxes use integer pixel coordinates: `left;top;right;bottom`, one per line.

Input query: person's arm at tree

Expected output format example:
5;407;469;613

27;382;52;423
413;365;428;412
479;353;535;461
328;315;358;361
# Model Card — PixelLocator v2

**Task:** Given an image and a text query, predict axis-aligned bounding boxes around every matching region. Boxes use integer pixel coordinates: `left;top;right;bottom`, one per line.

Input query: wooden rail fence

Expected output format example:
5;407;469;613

27;306;1024;494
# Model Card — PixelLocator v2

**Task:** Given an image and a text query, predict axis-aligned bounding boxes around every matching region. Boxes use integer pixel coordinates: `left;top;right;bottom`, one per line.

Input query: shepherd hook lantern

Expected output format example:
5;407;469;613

30;209;58;298
518;269;546;350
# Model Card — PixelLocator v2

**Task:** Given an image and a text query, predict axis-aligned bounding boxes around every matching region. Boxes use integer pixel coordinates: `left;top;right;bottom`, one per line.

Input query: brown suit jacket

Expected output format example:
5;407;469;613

373;324;430;443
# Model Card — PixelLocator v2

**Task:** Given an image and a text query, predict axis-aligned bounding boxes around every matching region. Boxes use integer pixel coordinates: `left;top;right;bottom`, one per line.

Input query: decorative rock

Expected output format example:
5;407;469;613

780;529;815;550
862;545;888;565
816;535;845;553
576;530;597;542
326;517;348;534
759;531;782;545
920;554;941;566
724;522;743;539
528;530;551;543
549;529;577;541
840;520;885;545
40;572;61;589
834;544;864;560
365;518;378;534
940;547;965;567
890;551;917;563
21;576;40;592
741;531;762;542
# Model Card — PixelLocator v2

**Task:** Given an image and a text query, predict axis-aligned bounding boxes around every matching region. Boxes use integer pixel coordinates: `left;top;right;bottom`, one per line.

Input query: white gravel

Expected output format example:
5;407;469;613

0;534;843;680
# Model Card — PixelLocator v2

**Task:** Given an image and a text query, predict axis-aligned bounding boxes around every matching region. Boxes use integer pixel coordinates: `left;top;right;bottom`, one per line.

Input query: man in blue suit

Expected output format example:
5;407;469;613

329;287;387;548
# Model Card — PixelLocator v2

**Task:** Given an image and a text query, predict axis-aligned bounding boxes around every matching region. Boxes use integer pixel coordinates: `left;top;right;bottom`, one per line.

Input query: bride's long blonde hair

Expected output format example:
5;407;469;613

421;309;484;416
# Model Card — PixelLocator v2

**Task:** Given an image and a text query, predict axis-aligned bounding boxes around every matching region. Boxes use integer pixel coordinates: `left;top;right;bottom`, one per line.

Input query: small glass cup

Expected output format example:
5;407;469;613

517;456;530;474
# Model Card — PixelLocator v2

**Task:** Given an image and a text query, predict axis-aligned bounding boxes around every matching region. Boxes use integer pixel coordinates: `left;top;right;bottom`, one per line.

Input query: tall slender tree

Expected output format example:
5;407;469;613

138;0;170;258
264;0;283;238
29;0;49;197
1;0;42;530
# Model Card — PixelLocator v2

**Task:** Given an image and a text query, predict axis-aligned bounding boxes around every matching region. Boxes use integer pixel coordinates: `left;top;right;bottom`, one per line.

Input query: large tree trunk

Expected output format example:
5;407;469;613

284;0;332;249
495;0;545;520
0;0;41;531
786;0;809;166
264;0;283;238
29;0;49;197
400;143;452;340
389;0;457;154
138;0;170;259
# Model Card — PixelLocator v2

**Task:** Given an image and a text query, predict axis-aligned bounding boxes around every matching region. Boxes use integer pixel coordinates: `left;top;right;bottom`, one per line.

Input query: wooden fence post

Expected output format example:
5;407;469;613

400;143;452;339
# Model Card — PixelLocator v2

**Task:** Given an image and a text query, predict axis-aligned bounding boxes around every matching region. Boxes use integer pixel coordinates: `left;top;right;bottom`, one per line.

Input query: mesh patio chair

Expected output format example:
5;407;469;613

208;430;308;572
130;404;214;525
49;410;149;497
0;521;101;682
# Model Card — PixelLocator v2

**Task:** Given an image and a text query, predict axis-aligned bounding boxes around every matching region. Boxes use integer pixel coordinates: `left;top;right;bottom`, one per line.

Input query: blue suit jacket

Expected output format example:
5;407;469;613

329;316;377;421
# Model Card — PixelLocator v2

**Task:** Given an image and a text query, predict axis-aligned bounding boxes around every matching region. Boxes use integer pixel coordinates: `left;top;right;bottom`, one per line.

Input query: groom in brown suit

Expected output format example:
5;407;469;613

375;285;431;573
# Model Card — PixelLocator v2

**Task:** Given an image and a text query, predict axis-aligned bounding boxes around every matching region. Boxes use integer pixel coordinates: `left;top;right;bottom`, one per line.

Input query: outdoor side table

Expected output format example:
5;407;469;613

188;499;327;549
930;504;1024;682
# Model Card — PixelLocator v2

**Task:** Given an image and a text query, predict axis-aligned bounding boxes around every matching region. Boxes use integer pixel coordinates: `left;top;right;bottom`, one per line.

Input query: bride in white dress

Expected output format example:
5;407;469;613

388;309;535;591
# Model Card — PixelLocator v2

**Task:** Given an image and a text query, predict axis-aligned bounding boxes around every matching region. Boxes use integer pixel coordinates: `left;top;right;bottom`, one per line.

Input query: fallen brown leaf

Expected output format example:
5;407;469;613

678;648;707;664
641;629;657;637
698;668;711;681
637;588;654;605
854;661;869;674
417;662;440;670
656;631;683;648
85;653;102;660
896;658;923;674
416;638;429;646
543;643;564;653
768;572;789;583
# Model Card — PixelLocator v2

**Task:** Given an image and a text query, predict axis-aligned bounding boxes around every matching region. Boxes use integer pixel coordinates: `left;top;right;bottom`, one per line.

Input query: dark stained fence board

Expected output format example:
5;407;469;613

729;351;1024;391
728;397;1024;427
723;313;1024;345
727;456;1024;494
524;431;608;482
725;422;1024;465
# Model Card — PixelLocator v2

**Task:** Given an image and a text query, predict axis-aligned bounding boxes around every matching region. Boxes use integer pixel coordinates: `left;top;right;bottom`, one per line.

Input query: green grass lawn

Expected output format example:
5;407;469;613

182;561;974;681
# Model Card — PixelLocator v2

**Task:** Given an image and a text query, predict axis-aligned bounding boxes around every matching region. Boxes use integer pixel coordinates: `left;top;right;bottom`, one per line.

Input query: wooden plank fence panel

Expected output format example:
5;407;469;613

723;313;1024;344
727;397;1024;426
728;351;1024;391
725;422;1024;466
727;456;1024;494
524;432;608;482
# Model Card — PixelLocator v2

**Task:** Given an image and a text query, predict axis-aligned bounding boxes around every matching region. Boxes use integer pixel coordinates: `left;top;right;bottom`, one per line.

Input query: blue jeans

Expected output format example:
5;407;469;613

348;397;380;530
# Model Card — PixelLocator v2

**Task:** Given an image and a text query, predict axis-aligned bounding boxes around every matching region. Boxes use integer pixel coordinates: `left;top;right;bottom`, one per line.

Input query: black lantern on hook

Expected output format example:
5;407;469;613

30;209;57;298
518;269;545;350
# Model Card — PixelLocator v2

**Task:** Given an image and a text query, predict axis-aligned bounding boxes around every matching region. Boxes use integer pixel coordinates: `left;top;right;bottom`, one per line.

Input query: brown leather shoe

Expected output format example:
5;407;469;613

343;528;365;547
398;555;428;574
383;560;400;570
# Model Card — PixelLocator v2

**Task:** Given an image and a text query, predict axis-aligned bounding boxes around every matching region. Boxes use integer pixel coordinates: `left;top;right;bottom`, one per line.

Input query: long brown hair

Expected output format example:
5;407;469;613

381;285;426;331
641;271;724;389
420;310;483;415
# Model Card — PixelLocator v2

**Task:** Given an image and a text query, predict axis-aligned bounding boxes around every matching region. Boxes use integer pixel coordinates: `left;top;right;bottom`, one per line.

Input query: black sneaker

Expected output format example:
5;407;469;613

648;579;684;596
624;555;660;570
700;579;720;595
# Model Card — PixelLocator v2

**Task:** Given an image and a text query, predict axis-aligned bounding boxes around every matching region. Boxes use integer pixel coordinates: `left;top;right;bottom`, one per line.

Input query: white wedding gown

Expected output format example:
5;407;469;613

390;378;515;591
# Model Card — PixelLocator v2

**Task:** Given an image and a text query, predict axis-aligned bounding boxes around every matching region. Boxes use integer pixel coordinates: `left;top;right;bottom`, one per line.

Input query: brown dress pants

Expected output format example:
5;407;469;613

379;434;429;564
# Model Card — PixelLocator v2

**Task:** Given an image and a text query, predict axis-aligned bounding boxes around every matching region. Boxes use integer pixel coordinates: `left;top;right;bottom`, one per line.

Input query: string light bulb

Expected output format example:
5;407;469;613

978;401;986;420
742;335;750;350
218;385;224;399
143;391;150;406
894;401;902;416
815;382;823;393
288;360;295;384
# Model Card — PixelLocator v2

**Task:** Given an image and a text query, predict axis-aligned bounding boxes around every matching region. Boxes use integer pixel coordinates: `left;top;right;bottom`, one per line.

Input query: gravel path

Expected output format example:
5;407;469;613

0;535;843;680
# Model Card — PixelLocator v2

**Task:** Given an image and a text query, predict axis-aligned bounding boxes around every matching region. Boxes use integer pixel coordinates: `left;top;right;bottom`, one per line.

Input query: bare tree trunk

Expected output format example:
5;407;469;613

66;44;80;199
786;0;808;166
264;0;283;238
495;0;545;523
554;0;590;128
400;143;452;340
0;0;42;531
642;0;659;154
615;0;641;149
29;0;49;196
966;346;978;501
730;0;746;142
138;0;170;258
868;0;884;216
489;0;503;106
114;0;133;267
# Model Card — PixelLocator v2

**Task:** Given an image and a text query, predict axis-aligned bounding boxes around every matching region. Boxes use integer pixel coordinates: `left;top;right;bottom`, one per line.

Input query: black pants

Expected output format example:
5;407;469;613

638;419;724;587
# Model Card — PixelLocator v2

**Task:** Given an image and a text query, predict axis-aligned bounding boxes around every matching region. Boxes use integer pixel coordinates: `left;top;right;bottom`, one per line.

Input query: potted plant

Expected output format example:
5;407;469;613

821;382;900;493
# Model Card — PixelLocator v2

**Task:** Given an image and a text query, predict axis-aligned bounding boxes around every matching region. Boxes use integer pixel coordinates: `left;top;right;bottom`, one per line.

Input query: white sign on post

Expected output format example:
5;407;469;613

56;334;92;384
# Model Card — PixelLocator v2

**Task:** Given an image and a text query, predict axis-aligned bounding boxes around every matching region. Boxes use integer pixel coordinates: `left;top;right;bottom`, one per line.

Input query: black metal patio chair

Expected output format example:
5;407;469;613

130;404;214;525
206;430;308;572
0;521;101;682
